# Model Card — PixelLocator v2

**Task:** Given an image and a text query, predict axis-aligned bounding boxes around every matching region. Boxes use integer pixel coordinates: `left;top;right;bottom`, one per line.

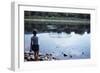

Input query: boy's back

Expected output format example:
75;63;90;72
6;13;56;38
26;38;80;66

31;36;38;45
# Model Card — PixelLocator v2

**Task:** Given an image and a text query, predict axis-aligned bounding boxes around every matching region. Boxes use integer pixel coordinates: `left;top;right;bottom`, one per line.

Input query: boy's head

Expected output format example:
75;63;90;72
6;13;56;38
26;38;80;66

33;29;37;36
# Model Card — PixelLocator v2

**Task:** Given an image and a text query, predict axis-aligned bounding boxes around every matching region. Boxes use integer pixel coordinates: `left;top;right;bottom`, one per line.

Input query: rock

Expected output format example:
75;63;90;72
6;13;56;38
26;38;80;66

39;58;43;61
30;58;34;61
27;56;31;61
70;55;72;58
52;57;56;60
82;52;84;55
63;53;68;57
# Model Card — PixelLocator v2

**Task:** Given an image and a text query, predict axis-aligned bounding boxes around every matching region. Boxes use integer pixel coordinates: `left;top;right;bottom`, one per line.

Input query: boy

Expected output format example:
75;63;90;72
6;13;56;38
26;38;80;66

30;29;39;61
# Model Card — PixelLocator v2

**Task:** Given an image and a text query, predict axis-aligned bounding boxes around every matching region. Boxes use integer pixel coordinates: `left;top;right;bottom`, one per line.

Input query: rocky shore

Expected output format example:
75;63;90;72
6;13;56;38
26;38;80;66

24;51;59;61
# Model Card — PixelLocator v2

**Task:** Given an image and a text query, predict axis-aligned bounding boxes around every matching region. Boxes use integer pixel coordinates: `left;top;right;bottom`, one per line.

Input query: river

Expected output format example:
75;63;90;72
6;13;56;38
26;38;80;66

24;32;90;60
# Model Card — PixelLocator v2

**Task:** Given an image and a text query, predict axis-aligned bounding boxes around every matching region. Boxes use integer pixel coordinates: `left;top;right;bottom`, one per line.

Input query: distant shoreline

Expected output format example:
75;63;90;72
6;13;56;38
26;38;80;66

25;31;90;35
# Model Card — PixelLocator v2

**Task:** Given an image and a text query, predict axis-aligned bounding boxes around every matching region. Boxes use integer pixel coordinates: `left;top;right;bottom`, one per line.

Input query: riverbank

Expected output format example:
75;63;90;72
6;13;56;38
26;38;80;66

24;51;59;61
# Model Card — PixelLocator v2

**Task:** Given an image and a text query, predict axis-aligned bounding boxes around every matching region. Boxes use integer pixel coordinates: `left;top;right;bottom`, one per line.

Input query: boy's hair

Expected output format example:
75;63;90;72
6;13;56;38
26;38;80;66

33;29;37;36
